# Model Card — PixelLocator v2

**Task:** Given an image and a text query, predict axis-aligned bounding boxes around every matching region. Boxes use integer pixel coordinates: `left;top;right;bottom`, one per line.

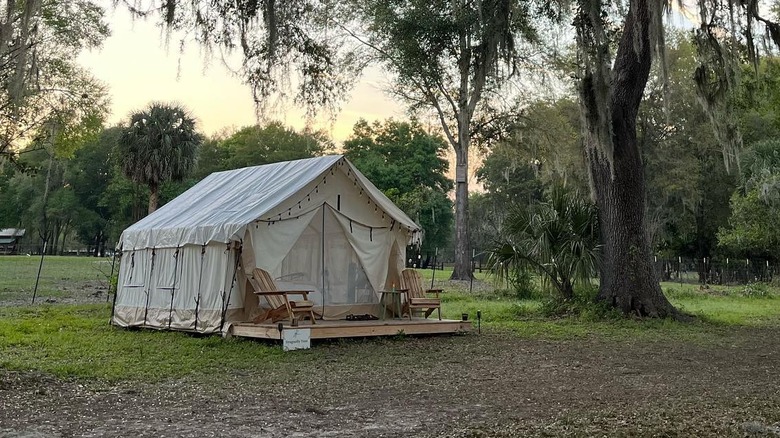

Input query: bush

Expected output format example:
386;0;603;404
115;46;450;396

538;284;620;320
509;270;542;300
742;282;773;298
486;185;600;301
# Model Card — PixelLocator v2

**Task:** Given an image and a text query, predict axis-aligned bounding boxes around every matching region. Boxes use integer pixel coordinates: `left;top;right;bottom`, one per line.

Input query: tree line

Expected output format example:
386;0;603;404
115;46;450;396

0;111;455;258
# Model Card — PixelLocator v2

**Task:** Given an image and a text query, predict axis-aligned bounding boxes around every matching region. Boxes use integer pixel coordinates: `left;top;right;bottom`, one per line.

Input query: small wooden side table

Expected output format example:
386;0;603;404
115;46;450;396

379;289;407;320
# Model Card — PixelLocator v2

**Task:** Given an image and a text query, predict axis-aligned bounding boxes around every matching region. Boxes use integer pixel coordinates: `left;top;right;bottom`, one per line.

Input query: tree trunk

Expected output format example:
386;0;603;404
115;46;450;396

584;0;678;317
451;123;472;280
50;220;60;255
148;182;159;215
559;278;574;301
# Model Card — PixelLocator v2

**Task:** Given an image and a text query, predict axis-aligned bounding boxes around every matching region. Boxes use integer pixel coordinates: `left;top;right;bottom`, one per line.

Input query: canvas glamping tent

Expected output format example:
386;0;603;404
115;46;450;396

112;155;422;334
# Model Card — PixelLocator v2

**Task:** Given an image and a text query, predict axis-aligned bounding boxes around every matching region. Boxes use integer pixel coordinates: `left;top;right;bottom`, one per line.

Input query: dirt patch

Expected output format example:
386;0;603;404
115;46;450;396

0;279;109;307
2;328;779;437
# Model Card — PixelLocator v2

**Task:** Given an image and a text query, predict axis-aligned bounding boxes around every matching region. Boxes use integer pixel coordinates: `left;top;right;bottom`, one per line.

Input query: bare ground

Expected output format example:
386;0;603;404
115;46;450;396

2;327;779;437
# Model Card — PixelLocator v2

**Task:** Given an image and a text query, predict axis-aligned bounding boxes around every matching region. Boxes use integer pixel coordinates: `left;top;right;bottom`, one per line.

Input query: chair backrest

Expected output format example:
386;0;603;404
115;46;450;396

251;268;285;308
400;269;425;299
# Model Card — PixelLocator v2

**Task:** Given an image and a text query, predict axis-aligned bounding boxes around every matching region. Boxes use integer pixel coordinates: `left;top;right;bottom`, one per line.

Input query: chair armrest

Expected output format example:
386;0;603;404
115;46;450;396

283;290;312;299
426;288;443;297
254;290;313;298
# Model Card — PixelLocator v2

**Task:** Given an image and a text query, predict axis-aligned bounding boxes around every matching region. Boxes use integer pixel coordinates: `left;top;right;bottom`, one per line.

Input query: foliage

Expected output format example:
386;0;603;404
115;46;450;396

468;192;505;256
0;0;110;162
740;282;774;298
476;144;544;207
505;269;542;300
343;119;453;257
350;0;548;279
718;140;780;259
640;35;736;260
479;99;587;193
487;186;600;301
538;290;621;321
119;103;203;215
65;128;122;255
193;122;332;179
221;122;332;170
472;97;593;261
735;59;780;147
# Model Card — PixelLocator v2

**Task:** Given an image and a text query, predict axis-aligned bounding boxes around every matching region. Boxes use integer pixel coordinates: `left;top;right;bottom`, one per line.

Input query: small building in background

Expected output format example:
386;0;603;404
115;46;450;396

0;228;26;255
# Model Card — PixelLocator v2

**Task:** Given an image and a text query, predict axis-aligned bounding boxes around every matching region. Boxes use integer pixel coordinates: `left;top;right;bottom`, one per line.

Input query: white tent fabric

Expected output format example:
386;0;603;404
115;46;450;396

112;155;422;333
120;155;421;250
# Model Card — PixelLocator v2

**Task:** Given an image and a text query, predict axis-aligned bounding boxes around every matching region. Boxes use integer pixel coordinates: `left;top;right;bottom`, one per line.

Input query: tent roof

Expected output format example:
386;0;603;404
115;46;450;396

0;228;25;238
120;155;421;250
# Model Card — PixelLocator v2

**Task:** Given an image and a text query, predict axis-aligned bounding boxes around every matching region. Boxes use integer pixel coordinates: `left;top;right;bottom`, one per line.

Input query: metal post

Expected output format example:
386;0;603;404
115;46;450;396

430;247;437;289
107;248;118;303
32;239;48;304
469;249;475;294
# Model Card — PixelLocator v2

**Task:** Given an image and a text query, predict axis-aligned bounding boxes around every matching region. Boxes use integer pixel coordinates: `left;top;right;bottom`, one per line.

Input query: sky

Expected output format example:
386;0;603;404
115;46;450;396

76;6;404;142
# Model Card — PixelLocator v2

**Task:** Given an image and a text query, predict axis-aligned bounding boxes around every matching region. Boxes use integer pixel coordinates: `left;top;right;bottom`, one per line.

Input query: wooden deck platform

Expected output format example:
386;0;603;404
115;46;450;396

227;318;472;340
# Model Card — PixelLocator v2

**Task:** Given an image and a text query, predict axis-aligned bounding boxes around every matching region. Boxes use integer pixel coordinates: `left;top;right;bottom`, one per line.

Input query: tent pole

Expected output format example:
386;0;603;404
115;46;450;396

167;248;180;329
143;249;156;327
194;244;206;332
321;204;326;319
220;242;241;333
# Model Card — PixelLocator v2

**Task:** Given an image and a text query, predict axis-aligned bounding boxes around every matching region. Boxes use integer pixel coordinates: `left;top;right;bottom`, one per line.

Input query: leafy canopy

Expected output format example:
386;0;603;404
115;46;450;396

119;103;202;189
488;186;601;301
343;119;453;255
0;0;110;162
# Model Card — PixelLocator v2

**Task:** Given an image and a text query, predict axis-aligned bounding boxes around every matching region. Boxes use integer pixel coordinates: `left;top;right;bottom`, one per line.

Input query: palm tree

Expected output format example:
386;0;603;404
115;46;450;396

488;186;601;301
119;103;202;215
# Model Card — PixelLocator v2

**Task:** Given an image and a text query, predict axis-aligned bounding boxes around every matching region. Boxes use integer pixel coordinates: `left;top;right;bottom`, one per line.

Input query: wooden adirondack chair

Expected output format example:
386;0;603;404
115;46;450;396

249;268;317;324
399;268;442;320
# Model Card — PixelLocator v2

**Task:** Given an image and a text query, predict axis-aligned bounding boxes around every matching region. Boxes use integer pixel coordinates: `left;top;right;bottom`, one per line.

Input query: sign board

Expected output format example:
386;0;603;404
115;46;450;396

282;328;311;351
455;164;468;183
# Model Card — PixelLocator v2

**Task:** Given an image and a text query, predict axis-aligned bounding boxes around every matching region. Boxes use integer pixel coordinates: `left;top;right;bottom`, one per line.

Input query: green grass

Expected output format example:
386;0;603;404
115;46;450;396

0;255;113;303
441;281;780;341
663;282;780;325
0;304;295;381
2;257;780;382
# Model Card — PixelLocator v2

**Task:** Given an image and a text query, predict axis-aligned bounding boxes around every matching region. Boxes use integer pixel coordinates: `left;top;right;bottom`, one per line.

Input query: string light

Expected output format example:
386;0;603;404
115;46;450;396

250;161;420;239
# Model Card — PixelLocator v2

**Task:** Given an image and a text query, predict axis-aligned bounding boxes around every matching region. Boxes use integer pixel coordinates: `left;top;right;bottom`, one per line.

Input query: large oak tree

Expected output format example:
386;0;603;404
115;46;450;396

574;0;779;316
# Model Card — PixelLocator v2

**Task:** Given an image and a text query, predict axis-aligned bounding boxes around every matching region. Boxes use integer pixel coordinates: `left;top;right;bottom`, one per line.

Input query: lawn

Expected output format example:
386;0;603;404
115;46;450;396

0;255;114;305
1;256;779;380
2;256;780;436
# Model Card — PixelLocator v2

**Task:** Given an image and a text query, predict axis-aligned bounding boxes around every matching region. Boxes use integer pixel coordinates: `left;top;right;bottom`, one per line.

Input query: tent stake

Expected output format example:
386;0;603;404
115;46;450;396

31;239;48;304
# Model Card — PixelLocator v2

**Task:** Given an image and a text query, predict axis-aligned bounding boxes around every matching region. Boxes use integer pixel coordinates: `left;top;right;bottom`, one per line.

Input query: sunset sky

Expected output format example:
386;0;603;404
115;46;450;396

77;6;404;142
